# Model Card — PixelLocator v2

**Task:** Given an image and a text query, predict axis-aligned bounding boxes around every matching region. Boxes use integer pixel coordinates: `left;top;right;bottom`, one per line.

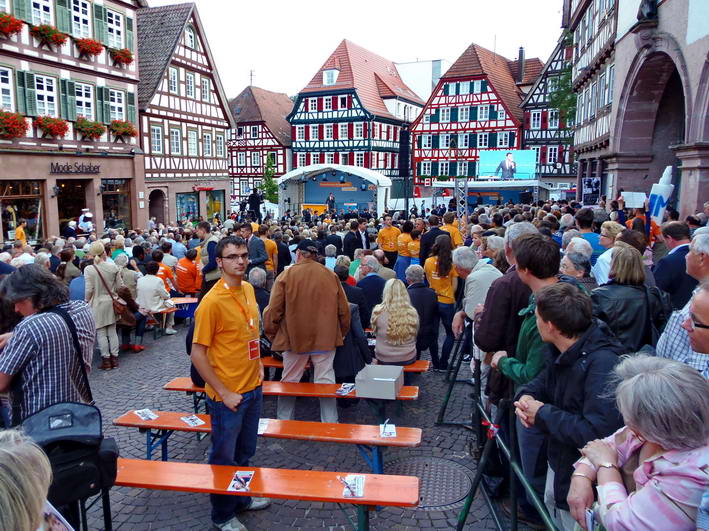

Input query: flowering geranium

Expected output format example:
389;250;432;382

109;119;137;137
109;48;133;65
0;110;28;139
30;24;68;47
0;13;24;37
34;116;69;138
75;117;106;140
75;37;103;57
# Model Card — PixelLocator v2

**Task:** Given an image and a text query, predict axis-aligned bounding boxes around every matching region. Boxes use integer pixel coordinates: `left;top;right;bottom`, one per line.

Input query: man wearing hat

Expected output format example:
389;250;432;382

78;208;93;233
264;239;350;423
62;220;77;239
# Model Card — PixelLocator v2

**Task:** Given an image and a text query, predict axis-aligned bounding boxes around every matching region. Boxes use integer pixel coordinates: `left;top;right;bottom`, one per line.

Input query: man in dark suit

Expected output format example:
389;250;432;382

240;223;267;273
356;255;386;317
419;215;446;263
326;225;343;257
405;264;439;361
495;152;516;180
654;221;697;309
335;265;369;329
343;219;363;260
247;189;263;223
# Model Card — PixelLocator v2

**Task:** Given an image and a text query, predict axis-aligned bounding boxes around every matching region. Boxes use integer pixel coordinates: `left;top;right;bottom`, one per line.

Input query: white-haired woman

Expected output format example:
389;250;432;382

371;279;419;383
0;429;52;531
568;355;709;530
85;241;121;370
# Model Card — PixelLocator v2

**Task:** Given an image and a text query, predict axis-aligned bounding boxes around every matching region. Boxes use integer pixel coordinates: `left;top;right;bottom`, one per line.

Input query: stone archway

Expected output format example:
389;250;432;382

148;189;166;225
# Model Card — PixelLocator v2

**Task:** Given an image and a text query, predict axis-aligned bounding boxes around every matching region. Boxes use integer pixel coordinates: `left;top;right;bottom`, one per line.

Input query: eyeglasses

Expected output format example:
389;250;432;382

686;313;709;330
600;232;611;238
219;253;248;261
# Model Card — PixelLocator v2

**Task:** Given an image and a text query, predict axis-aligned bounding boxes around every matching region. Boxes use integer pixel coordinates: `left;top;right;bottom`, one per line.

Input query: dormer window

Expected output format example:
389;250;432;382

323;69;339;86
185;26;196;49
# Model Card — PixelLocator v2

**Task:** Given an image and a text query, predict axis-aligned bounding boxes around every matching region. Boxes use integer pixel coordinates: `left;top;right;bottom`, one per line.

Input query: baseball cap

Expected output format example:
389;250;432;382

296;239;318;253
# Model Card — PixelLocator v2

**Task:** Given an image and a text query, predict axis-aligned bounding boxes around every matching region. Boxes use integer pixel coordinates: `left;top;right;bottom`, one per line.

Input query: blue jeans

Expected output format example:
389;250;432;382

207;386;263;524
436;302;455;368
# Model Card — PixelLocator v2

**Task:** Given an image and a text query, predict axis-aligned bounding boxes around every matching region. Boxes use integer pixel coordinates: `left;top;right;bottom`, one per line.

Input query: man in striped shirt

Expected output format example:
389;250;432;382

0;264;95;426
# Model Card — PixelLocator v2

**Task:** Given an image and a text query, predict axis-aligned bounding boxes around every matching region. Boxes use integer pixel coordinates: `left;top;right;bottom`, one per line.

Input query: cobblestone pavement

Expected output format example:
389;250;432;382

85;323;531;530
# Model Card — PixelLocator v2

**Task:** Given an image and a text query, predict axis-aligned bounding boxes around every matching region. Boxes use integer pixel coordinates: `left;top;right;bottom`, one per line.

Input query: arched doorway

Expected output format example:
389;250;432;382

615;51;687;203
148;189;166;225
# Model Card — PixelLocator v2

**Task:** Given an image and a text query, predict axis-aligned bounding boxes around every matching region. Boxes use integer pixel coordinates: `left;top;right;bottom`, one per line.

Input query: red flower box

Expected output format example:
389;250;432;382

75;37;103;57
30;24;68;47
0;12;24;37
109;48;133;65
75;117;106;140
0;110;28;139
34;115;69;138
109;119;137;137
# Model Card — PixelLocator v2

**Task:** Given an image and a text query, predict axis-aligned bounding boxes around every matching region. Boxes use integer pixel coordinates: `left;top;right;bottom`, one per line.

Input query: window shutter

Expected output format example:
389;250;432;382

96;86;104;122
93;5;108;46
431;162;438;176
540;145;548;164
489;132;497;147
470;105;477;121
127;92;135;123
126;16;134;50
60;79;76;120
450;107;458;122
470;161;477;176
317;97;323;112
55;0;71;34
443;84;449;96
101;87;111;124
449;162;457;176
524;111;530;128
481;80;488;92
558;145;565;163
15;71;27;114
541;110;548;130
468;133;474;147
24;73;37;117
430;109;438;123
14;0;32;23
489;106;497;120
416;135;421;149
432;135;439;149
509;131;516;147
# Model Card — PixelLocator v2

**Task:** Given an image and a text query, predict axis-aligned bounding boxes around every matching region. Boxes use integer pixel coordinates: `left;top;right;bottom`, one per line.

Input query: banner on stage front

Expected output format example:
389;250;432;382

478;150;537;180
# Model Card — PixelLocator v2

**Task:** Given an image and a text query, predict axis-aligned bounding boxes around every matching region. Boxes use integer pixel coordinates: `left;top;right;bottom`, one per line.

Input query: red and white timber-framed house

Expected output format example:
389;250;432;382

410;44;543;189
0;0;147;242
137;3;234;225
287;39;424;193
228;86;292;203
521;34;577;196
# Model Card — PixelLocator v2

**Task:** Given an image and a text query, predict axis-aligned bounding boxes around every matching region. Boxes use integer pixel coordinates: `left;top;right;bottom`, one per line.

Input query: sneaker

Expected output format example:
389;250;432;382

132;344;145;352
164;328;177;335
213;515;247;531
244;497;270;511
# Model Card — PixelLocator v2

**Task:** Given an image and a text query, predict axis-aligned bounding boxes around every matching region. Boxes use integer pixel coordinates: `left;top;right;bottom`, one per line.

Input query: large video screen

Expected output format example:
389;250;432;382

478;150;537;180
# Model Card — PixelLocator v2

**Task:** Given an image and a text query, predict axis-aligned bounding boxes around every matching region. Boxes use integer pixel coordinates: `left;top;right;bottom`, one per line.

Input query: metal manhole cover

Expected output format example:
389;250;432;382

386;456;474;510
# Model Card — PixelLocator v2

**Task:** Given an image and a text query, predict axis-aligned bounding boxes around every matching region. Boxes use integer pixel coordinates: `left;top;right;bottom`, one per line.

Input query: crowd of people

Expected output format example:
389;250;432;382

0;196;708;531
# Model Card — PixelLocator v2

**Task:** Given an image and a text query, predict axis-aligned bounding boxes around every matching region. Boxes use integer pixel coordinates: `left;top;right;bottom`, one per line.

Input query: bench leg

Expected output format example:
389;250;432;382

145;429;174;461
356;445;384;474
356;505;370;531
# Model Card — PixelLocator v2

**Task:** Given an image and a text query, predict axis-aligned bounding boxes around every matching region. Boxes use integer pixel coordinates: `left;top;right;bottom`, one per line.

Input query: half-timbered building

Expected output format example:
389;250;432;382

137;3;233;224
228;86;292;203
0;0;147;241
287;39;424;187
521;35;576;194
411;44;543;187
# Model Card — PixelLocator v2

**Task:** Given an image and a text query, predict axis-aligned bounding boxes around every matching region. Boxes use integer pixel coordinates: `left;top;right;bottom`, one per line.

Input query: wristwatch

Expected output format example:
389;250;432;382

597;462;618;470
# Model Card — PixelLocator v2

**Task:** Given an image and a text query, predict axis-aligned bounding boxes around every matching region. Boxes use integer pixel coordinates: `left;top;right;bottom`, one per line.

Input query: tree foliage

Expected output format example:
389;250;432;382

260;154;279;203
548;31;576;143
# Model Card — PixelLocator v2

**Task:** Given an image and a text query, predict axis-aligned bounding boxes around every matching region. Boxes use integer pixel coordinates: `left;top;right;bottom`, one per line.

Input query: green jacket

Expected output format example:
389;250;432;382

498;294;545;390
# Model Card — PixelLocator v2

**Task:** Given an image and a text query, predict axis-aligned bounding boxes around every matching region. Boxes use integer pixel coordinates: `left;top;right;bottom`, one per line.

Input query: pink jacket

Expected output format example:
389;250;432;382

575;426;709;530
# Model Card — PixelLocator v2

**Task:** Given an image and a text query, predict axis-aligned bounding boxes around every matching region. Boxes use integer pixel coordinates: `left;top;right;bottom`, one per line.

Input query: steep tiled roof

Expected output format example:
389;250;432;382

229;86;293;147
442;43;542;122
136;3;193;109
509;58;545;86
300;39;424;120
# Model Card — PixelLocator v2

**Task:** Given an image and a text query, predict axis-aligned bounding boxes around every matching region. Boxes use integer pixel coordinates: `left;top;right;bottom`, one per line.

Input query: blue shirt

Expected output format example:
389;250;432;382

171;241;187;259
69;275;85;301
580;232;604;266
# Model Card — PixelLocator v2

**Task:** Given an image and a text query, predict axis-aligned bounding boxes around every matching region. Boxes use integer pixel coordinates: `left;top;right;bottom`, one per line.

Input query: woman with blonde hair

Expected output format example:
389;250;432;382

0;429;52;531
85;240;122;370
371;279;419;381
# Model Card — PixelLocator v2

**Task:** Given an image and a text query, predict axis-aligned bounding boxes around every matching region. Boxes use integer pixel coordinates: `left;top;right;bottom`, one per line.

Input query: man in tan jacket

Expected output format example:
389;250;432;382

264;239;350;423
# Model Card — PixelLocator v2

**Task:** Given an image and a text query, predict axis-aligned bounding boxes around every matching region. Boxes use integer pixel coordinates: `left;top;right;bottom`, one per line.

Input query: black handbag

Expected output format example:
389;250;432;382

18;305;119;506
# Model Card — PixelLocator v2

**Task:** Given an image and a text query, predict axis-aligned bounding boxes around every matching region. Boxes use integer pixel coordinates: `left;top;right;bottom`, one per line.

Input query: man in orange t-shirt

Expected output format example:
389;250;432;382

175;248;202;295
376;214;401;269
258;225;278;290
152;249;177;294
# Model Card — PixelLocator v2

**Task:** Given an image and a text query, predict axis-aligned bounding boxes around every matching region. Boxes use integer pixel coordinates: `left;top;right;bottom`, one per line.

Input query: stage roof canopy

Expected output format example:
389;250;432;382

276;164;393;188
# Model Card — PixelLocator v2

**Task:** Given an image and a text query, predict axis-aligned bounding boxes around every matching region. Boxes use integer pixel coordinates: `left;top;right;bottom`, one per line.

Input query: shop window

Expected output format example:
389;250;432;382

101;179;131;230
206;190;224;222
0;181;43;242
176;192;199;222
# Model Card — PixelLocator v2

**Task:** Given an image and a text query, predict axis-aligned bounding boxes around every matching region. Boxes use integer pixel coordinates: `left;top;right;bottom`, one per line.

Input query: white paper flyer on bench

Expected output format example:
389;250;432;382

180;415;205;427
227;471;254;492
257;418;270;434
379;423;397;438
340;474;365;498
134;409;158;421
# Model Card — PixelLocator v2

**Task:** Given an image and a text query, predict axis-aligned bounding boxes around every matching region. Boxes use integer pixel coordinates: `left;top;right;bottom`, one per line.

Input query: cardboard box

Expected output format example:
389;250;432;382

355;365;404;400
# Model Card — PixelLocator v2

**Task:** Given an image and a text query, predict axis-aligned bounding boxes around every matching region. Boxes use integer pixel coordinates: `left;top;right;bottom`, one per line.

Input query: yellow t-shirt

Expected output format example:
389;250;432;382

251;222;259;233
408;239;420;259
15;225;26;245
441;223;464;247
397;233;413;257
193;281;262;400
377;225;401;252
424;256;458;304
264;238;277;271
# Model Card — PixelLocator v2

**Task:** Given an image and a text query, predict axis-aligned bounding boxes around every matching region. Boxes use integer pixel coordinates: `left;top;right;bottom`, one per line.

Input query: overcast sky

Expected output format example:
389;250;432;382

150;0;565;100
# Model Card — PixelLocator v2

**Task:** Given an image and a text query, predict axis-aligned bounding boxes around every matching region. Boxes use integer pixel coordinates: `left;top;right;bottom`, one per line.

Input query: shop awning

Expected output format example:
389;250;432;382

276;164;392;188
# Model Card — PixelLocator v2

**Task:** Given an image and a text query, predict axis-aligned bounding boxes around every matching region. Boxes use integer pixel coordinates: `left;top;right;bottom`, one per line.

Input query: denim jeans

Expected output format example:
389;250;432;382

120;311;146;344
436;302;455;369
207;386;263;524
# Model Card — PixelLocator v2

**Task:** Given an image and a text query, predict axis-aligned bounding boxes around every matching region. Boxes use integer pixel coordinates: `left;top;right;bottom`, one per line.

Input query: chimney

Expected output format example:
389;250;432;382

517;46;525;84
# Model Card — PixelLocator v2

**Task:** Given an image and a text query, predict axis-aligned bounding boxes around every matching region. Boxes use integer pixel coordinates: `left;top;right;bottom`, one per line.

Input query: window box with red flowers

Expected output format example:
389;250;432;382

0;12;24;39
34;116;69;139
109;119;137;142
75;117;106;141
75;37;103;59
109;48;133;66
0;110;29;139
30;24;68;50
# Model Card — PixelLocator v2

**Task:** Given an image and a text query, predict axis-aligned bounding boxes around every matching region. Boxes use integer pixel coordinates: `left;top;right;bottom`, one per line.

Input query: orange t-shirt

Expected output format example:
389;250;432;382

263;238;277;271
625;215;661;243
176;257;202;294
424;256;458;304
156;262;175;293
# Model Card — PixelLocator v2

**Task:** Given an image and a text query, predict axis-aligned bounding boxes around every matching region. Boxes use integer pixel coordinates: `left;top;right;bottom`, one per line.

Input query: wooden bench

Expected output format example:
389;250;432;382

261;356;430;373
113;410;422;472
115;458;419;530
